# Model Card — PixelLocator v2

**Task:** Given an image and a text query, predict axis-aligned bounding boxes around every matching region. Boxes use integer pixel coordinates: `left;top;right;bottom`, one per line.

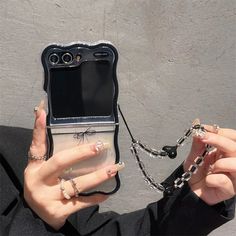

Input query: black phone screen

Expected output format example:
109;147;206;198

50;60;114;118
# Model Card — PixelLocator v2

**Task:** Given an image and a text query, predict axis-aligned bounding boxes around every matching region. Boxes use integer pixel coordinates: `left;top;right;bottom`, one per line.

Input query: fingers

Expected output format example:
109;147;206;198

61;162;125;198
204;125;236;142
40;142;110;179
199;132;236;156
188;136;206;156
205;173;235;197
46;162;124;207
28;101;47;164
60;163;125;216
211;157;236;174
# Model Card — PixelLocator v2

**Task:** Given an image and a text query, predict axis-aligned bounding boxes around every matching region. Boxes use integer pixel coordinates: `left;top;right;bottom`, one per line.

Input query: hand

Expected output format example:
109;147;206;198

24;102;124;230
184;124;236;205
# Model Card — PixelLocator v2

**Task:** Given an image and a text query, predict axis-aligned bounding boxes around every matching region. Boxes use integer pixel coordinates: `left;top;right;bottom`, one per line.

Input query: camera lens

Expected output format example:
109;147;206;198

62;53;73;64
49;53;59;65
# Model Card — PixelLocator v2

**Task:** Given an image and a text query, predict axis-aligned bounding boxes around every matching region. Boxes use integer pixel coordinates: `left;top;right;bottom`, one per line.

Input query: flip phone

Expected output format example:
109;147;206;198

41;42;120;195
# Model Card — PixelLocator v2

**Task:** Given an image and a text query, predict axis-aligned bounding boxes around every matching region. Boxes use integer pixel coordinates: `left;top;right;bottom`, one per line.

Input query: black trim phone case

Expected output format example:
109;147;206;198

41;41;120;195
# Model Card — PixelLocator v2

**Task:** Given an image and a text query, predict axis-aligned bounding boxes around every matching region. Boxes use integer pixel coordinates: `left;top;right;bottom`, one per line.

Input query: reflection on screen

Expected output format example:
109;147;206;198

50;61;113;118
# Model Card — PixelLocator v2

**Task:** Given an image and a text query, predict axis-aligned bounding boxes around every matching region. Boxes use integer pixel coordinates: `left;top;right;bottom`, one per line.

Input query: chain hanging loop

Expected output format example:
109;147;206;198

118;105;212;194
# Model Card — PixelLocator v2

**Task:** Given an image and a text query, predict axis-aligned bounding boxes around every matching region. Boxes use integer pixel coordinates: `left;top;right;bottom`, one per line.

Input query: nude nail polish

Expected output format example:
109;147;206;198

192;129;206;139
34;100;45;117
94;141;110;153
39;100;45;110
106;162;125;176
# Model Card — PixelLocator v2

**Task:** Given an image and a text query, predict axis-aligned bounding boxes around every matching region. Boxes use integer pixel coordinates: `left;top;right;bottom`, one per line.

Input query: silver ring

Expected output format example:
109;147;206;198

34;106;39;113
69;178;80;197
212;124;220;134
28;151;47;161
60;178;71;200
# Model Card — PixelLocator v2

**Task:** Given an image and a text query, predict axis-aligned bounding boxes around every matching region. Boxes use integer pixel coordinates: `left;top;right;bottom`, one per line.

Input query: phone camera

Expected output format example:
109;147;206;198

49;53;59;65
62;53;73;64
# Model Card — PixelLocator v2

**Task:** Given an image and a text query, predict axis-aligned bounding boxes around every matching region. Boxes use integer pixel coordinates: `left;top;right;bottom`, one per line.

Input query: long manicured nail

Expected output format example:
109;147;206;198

106;162;125;176
93;141;110;153
34;100;45;117
192;129;207;139
192;118;200;126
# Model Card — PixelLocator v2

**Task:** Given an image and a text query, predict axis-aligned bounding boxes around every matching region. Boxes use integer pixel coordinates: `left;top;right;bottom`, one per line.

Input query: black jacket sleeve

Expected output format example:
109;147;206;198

72;165;235;236
0;126;235;236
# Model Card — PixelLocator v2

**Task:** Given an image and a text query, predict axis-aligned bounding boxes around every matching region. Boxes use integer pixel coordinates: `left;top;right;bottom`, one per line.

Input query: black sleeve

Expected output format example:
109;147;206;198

79;165;234;236
157;164;236;235
0;126;80;236
1;157;235;236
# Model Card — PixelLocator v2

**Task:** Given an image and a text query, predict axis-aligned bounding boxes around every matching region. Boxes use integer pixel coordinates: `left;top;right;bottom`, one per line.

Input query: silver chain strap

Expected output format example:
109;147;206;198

118;105;212;194
130;120;212;193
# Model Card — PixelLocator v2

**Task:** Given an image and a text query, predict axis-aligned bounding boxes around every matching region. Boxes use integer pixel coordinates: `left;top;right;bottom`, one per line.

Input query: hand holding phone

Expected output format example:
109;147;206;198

41;42;120;195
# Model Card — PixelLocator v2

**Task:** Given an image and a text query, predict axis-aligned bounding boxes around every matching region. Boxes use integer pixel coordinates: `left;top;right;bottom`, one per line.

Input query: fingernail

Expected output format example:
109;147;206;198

39;100;45;110
106;162;125;176
212;124;220;134
34;100;45;117
192;129;207;139
94;141;110;153
192;118;200;126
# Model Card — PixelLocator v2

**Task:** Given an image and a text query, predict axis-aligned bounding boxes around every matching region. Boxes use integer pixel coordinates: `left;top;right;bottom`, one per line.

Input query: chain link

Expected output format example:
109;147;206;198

117;106;212;195
130;120;212;194
173;144;211;189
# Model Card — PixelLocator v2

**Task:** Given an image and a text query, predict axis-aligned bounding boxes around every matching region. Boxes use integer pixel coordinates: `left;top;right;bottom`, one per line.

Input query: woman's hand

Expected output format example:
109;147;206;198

24;102;124;230
184;124;236;205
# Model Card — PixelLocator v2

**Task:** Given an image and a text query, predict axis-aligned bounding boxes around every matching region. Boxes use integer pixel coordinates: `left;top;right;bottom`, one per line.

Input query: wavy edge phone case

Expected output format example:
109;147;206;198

41;41;120;195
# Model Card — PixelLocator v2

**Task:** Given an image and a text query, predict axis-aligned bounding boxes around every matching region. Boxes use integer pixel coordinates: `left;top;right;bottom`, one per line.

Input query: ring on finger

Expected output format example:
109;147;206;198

28;150;47;161
212;124;220;134
69;178;80;197
59;178;71;200
34;106;39;113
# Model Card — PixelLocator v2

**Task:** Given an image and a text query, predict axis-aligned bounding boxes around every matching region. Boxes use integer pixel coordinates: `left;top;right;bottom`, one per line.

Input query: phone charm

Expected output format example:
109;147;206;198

118;105;212;195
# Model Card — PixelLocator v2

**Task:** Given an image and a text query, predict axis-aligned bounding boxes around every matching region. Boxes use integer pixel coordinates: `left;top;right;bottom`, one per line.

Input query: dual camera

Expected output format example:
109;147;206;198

49;52;76;65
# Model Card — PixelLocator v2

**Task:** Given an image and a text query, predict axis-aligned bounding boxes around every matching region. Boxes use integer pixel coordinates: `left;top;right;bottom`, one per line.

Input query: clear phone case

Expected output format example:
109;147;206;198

41;42;120;195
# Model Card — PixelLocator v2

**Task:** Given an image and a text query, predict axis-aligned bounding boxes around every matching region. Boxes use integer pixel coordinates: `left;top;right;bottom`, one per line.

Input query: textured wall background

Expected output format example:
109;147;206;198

0;0;235;235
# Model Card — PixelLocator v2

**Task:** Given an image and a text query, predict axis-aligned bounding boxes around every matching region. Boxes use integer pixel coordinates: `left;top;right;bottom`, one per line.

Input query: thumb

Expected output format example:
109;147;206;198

29;100;47;160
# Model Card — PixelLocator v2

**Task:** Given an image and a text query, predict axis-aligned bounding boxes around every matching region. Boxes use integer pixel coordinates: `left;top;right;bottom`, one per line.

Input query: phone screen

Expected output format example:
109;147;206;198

50;60;114;118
